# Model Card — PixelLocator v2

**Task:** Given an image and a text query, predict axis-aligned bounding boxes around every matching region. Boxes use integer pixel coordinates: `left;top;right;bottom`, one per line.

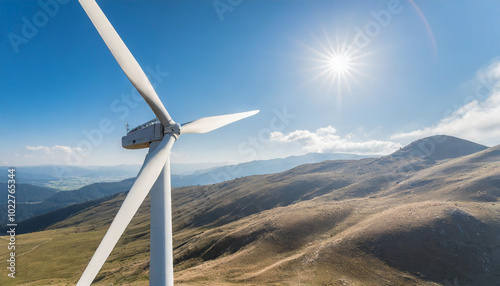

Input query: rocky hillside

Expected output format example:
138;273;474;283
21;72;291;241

0;135;498;286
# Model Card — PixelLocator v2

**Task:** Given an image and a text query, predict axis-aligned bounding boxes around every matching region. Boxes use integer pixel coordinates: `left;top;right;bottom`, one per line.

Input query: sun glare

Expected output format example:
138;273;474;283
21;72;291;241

303;32;370;101
314;43;360;94
328;54;352;75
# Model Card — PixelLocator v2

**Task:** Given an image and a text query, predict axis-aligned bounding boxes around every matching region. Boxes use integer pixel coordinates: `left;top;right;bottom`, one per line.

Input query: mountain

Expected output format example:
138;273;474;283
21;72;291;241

0;179;134;224
0;154;365;223
1;135;498;285
170;162;229;175
0;165;141;179
43;178;134;205
0;154;367;189
0;183;59;225
0;165;140;191
0;170;58;184
0;183;58;204
0;193;122;235
390;135;488;161
171;152;369;187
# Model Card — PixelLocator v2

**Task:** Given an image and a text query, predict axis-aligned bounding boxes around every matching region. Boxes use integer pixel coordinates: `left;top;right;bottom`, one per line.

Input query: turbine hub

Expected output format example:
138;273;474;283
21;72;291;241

164;122;181;140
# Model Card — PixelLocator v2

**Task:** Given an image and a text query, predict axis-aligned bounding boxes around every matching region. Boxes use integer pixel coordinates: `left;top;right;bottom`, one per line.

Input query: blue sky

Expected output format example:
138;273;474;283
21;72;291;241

2;0;500;166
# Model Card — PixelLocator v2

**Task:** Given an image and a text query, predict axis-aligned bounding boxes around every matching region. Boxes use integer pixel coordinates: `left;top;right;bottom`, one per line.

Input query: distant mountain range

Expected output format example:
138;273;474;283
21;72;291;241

0;153;368;189
0;135;498;286
0;164;141;190
171;152;369;187
0;152;369;223
0;162;230;180
0;179;135;223
0;183;58;204
0;164;141;180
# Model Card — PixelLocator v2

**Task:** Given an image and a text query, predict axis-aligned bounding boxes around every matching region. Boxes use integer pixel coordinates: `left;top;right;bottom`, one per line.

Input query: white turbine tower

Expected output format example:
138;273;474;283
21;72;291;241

76;1;258;285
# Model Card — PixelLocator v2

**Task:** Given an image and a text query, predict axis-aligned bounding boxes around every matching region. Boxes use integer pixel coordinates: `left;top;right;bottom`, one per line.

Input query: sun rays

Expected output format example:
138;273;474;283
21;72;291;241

301;30;372;104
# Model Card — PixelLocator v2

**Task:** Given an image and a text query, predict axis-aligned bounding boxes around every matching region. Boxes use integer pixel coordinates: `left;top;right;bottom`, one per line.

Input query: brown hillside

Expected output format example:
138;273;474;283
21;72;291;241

1;136;498;286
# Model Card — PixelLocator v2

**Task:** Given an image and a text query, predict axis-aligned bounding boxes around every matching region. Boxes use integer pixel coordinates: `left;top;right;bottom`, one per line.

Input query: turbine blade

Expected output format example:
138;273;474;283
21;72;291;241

76;135;175;286
78;0;174;126
181;110;259;134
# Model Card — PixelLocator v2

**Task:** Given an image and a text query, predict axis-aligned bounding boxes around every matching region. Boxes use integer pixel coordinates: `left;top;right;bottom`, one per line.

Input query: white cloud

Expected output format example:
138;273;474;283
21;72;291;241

26;145;83;154
391;60;500;146
24;145;85;165
26;145;51;153
53;145;82;154
270;125;401;155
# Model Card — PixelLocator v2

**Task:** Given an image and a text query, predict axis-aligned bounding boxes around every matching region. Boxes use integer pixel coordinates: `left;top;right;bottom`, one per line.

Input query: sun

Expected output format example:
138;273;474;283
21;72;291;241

313;43;360;94
302;32;370;100
327;53;352;77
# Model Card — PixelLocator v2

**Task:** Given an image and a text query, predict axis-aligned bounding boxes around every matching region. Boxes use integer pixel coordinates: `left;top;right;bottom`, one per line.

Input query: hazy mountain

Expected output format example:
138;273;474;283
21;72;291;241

0;163;226;179
0;153;366;189
0;183;58;204
0;165;140;179
170;162;229;175
0;194;122;235
0;165;139;190
0;183;60;225
0;153;366;223
0;169;58;184
2;135;498;285
171;152;369;187
0;179;134;223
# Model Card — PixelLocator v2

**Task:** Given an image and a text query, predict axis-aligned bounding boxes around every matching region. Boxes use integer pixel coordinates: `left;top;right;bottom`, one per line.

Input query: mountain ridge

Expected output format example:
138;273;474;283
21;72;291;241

1;135;498;285
390;135;488;161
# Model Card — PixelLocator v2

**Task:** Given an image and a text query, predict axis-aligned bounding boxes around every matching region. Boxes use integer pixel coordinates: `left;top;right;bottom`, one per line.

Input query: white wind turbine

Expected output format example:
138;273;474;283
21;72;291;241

76;0;258;285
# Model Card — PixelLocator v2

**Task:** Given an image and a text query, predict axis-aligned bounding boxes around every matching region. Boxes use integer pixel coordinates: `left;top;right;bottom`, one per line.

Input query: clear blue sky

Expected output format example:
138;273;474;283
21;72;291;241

2;0;500;166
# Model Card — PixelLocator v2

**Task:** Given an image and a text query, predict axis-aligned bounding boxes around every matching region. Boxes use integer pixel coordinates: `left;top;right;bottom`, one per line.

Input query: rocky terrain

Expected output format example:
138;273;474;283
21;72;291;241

0;135;498;286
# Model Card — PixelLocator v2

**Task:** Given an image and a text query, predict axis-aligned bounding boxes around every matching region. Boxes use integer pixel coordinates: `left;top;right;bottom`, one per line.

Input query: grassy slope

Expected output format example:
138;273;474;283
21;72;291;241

1;142;499;286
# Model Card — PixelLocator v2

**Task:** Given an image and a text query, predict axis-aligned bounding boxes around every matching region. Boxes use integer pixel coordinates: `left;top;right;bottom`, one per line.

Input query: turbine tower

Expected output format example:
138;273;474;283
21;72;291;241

76;1;258;285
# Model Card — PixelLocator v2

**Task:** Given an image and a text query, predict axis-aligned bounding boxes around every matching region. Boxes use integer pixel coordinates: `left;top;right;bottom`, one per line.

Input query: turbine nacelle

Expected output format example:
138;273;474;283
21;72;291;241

122;120;181;149
122;110;259;149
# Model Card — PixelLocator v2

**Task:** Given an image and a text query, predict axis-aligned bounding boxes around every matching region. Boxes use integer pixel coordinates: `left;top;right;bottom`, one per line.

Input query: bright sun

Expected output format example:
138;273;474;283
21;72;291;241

304;33;369;99
314;44;360;94
328;54;352;75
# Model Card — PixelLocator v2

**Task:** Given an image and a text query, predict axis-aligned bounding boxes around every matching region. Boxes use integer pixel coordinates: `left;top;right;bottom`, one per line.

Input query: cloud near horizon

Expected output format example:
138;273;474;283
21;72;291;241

24;145;85;165
391;60;500;146
26;145;83;154
270;126;401;155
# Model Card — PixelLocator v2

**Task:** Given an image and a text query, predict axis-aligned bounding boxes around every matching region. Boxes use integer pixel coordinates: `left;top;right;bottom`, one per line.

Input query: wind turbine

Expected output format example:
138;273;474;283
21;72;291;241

76;0;258;285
